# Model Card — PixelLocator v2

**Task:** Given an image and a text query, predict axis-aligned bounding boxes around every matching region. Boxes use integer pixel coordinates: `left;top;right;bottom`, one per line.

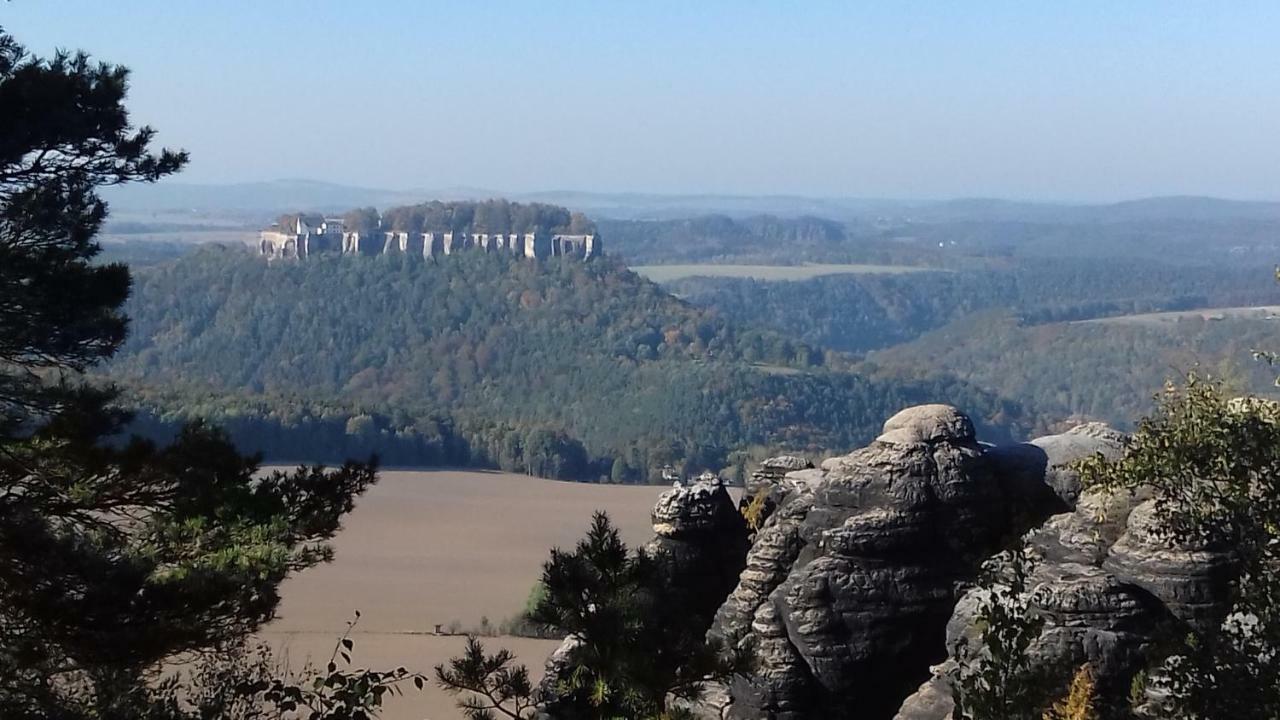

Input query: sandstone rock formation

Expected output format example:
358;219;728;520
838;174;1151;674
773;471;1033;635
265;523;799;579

987;421;1127;511
709;405;1132;720
533;404;1205;720
894;482;1238;720
745;455;815;501
646;475;752;619
893;428;1241;720
741;455;815;532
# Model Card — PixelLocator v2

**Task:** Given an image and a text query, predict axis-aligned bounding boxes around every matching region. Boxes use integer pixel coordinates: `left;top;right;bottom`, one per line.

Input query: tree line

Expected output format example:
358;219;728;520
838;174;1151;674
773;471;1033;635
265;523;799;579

351;199;596;236
598;213;943;266
666;257;1280;354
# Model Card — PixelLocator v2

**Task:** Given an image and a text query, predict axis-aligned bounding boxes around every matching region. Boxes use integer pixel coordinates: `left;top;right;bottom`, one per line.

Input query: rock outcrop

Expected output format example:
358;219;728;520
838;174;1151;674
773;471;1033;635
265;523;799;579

709;406;1133;720
745;455;815;500
711;406;1007;719
987;421;1127;511
741;455;815;532
894;483;1237;720
646;476;752;619
894;441;1239;719
536;403;1226;720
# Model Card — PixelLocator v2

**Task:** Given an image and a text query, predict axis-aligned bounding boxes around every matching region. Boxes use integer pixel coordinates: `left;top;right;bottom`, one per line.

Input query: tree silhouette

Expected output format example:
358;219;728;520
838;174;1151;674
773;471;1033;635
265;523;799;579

0;25;380;717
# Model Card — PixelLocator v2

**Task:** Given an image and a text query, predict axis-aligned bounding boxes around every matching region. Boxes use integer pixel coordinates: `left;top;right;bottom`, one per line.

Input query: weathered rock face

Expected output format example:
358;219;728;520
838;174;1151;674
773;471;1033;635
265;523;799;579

647;477;752;620
652;477;745;539
987;422;1127;512
742;455;816;531
710;406;1005;719
711;406;1135;720
746;455;815;499
894;488;1238;720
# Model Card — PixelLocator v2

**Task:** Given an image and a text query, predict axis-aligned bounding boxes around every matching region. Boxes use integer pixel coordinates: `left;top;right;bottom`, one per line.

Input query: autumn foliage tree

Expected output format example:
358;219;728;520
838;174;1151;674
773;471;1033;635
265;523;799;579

1043;665;1101;720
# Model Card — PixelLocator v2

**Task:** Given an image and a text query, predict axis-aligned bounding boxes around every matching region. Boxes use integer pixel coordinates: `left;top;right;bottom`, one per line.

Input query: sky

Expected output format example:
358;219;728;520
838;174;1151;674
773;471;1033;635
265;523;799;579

5;1;1279;201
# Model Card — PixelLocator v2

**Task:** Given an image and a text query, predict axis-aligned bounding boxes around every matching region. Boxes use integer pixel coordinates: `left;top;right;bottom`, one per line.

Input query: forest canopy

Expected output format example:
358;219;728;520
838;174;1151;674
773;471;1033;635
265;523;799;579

346;199;596;236
107;248;1023;481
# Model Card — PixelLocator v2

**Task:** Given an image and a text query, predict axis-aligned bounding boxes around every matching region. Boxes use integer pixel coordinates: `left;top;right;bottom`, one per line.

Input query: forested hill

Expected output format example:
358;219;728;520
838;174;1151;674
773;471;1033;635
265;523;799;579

597;215;939;266
598;214;1280;267
864;310;1280;432
108;247;1023;480
666;259;1280;354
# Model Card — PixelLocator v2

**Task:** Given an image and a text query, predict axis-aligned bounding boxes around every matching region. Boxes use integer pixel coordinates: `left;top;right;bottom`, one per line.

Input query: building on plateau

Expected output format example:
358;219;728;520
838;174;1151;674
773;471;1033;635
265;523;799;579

259;215;346;258
259;218;600;261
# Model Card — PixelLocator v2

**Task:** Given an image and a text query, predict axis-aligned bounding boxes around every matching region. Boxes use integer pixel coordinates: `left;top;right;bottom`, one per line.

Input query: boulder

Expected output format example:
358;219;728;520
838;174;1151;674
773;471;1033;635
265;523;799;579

875;403;976;445
746;455;814;493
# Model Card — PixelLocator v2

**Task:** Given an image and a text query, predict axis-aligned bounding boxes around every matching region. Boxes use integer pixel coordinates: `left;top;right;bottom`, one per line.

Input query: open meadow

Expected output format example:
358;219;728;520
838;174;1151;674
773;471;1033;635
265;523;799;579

1075;305;1280;326
630;262;936;282
259;469;666;720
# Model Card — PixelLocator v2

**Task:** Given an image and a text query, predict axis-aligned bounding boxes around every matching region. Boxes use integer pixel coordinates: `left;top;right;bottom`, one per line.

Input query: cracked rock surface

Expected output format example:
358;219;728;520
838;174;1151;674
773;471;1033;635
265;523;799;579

710;405;1132;720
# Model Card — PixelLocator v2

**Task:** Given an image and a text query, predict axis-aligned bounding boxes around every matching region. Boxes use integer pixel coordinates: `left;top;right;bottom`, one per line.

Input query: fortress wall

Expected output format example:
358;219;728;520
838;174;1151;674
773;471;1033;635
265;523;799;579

262;228;598;261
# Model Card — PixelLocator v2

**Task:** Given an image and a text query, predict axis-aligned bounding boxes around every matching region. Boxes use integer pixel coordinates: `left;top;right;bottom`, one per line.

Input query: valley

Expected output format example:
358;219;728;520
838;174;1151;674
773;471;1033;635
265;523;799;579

7;6;1280;720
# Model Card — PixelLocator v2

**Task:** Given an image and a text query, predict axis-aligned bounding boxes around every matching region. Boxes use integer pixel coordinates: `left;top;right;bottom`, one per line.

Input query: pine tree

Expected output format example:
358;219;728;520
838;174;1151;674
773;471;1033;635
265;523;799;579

0;26;380;717
438;512;746;720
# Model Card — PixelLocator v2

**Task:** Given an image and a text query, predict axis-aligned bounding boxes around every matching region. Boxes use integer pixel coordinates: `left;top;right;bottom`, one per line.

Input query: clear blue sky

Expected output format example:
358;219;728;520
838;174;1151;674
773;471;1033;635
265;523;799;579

5;1;1278;200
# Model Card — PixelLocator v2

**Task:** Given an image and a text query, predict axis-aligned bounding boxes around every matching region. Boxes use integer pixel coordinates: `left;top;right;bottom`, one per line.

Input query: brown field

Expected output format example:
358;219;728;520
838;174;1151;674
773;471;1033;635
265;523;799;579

1075;305;1280;326
631;262;936;282
258;469;665;720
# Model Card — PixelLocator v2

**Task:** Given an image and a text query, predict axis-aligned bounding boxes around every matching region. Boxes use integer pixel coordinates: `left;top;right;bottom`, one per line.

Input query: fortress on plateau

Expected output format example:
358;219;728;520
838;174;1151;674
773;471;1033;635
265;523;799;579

258;200;601;261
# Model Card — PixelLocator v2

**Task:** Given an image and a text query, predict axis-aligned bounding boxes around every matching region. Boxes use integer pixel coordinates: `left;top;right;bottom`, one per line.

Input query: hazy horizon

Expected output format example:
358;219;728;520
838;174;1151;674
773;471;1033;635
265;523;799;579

7;2;1280;202
120;176;1280;206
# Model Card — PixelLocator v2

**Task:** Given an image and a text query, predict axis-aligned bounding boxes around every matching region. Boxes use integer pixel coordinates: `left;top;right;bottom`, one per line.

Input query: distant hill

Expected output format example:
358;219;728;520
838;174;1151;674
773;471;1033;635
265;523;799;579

515;191;901;221
103;178;1280;224
103;179;895;220
901;195;1280;223
1091;195;1280;222
106;248;1024;480
665;259;1280;354
865;310;1280;431
102;179;429;214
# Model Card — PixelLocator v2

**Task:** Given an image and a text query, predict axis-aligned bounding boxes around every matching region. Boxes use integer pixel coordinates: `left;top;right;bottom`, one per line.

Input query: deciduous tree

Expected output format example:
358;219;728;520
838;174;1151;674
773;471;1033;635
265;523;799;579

1080;376;1280;720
